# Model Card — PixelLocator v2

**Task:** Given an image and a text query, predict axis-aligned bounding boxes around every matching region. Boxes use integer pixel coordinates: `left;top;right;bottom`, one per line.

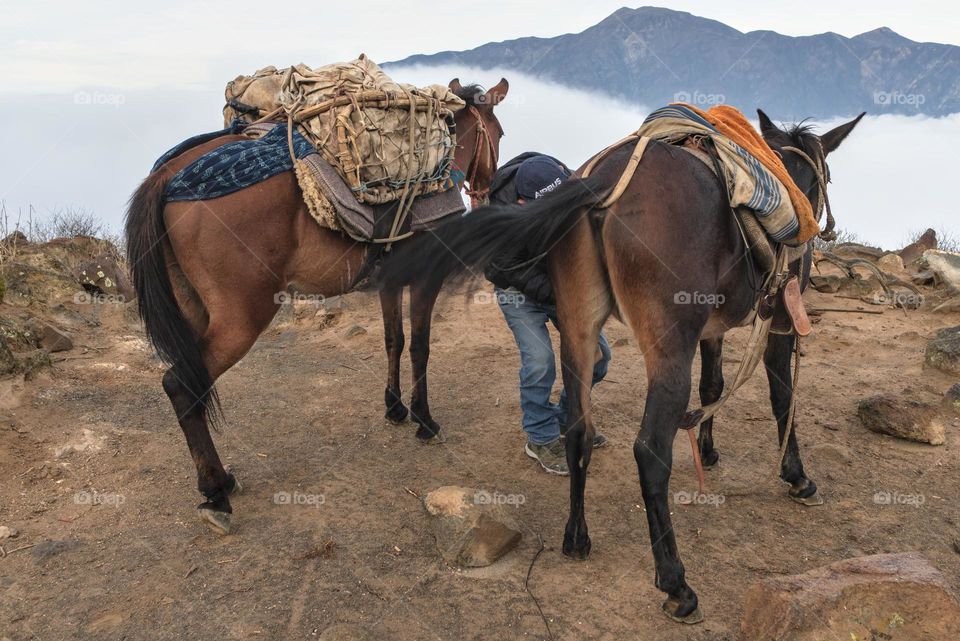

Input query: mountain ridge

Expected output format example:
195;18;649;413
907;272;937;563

386;6;960;118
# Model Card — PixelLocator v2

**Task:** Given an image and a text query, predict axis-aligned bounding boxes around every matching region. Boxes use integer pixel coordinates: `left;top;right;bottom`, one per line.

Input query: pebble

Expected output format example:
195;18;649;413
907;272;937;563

0;526;19;541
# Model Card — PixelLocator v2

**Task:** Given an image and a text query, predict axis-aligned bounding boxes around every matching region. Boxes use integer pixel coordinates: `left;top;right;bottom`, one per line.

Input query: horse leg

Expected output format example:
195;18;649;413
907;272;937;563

696;337;724;467
765;332;822;506
631;326;703;623
379;288;409;423
408;277;444;441
161;271;280;534
550;217;612;559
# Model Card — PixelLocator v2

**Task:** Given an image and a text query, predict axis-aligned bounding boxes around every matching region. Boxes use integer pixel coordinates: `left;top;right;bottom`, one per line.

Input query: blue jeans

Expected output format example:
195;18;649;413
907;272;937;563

496;287;611;445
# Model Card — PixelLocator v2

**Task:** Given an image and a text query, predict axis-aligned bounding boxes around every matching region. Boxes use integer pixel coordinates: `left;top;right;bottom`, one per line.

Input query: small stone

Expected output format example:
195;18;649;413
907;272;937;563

343;324;368;338
809;274;843;293
942;384;960;417
857;395;946;445
0;526;19;540
877;253;905;272
424;486;522;568
26;318;73;353
741;552;960;641
925;326;960;374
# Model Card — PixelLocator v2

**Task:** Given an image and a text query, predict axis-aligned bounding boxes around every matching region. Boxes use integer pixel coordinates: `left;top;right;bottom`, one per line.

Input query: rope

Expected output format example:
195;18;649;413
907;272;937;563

781;144;835;241
463;106;498;206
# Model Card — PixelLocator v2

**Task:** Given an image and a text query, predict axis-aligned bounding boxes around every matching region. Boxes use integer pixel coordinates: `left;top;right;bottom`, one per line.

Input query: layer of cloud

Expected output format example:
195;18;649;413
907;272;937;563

0;65;955;250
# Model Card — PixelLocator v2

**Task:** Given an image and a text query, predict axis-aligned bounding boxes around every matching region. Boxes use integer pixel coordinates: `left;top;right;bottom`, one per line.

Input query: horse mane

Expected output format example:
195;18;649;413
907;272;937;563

766;119;821;157
453;84;486;107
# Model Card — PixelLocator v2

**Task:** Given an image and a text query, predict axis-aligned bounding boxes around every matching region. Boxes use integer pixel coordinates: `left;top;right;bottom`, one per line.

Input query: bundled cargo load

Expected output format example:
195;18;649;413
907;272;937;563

223;55;465;209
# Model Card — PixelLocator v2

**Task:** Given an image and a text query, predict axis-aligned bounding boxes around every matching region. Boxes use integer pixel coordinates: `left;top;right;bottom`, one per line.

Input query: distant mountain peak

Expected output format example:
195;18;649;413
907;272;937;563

387;7;958;118
852;26;917;47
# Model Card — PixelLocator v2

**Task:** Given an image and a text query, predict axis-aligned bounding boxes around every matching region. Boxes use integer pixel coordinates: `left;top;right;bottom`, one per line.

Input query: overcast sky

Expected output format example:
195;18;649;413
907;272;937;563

1;1;957;248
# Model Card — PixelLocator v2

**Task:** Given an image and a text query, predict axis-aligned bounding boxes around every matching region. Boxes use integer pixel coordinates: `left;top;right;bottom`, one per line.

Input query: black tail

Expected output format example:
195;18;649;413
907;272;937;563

379;175;606;289
125;172;220;424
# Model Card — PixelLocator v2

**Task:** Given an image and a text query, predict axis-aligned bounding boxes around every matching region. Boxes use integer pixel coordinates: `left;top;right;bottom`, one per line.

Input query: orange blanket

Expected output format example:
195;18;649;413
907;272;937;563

684;104;818;243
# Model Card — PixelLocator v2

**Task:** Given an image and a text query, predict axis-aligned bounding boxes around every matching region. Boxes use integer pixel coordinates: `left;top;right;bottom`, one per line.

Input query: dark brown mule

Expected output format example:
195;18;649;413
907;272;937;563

125;79;508;535
378;109;863;622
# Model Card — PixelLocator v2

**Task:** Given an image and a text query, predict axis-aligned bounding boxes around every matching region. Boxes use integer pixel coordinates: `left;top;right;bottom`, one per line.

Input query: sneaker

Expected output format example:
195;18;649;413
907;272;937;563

560;428;609;449
524;438;569;476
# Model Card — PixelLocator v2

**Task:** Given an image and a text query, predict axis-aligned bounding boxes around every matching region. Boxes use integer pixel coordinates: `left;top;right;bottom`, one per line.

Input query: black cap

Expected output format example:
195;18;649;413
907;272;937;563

515;156;570;200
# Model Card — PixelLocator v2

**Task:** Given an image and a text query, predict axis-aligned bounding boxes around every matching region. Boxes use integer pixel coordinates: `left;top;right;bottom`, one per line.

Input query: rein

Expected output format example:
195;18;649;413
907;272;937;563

462;106;499;207
781;143;835;241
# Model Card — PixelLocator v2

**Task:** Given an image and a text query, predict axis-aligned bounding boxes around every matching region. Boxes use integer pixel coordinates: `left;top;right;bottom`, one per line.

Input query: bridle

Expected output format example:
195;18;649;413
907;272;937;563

461;106;499;208
781;142;836;242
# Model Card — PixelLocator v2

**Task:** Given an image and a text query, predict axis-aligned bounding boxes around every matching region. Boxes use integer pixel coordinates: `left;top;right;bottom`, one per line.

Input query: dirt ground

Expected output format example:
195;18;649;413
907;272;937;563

1;280;958;641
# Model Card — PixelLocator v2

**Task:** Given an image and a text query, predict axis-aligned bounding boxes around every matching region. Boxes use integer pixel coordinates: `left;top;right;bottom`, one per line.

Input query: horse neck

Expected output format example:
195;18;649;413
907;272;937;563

453;111;479;175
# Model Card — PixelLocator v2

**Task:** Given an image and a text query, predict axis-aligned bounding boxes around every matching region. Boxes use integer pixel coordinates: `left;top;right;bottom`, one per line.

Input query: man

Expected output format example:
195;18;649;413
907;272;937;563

486;154;611;475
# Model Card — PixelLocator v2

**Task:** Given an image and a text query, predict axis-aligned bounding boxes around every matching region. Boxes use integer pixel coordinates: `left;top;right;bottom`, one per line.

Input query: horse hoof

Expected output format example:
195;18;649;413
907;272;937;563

662;597;704;625
701;449;720;469
385;404;409;424
562;533;591;560
791;490;824;506
198;508;232;535
415;422;444;443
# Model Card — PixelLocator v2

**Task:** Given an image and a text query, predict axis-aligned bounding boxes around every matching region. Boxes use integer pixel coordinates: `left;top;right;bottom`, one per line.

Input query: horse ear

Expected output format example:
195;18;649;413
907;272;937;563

820;111;865;156
756;109;778;135
448;78;462;93
483;78;509;106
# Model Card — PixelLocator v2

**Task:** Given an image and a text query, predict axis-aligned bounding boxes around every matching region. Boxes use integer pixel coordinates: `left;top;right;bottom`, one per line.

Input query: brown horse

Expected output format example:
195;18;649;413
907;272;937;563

125;78;508;535
378;109;863;622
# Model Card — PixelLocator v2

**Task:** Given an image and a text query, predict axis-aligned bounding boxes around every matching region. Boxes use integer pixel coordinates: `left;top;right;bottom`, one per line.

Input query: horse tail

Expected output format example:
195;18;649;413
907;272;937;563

125;171;220;424
379;175;606;289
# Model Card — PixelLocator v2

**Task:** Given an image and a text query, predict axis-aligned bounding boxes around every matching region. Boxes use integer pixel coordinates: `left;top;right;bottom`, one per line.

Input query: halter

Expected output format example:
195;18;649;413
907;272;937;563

780;142;836;242
462;106;499;207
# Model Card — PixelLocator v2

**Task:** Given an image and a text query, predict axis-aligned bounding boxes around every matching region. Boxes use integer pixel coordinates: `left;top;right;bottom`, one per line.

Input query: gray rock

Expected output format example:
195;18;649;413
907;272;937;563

741;552;960;641
424;486;522;568
925;326;960;374
857;395;946;445
920;249;960;292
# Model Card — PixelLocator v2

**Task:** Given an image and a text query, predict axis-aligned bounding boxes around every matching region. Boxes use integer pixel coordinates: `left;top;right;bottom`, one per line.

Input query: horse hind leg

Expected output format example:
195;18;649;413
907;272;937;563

551;216;613;560
696;337;724;467
163;268;280;534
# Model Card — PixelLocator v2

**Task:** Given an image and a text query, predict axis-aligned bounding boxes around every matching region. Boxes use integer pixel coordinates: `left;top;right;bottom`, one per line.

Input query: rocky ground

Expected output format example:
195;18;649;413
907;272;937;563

0;235;959;641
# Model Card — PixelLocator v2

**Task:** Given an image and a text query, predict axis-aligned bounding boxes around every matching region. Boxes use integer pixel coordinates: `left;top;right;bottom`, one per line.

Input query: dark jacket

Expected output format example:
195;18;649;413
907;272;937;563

484;152;569;305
